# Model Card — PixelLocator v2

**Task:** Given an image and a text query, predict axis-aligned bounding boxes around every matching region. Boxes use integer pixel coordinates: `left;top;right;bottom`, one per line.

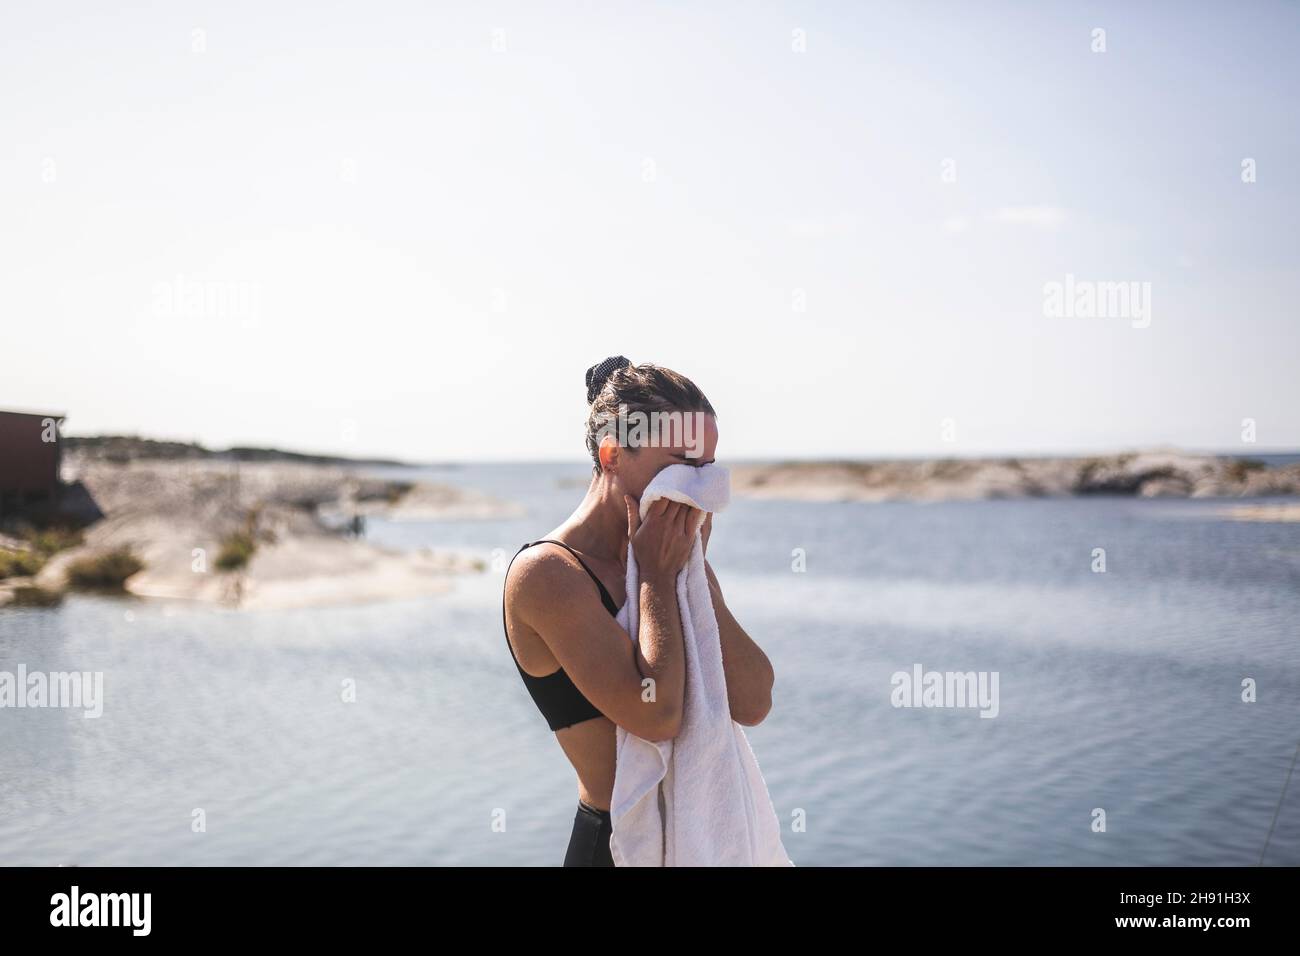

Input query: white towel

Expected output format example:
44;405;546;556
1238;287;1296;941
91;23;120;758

609;463;793;866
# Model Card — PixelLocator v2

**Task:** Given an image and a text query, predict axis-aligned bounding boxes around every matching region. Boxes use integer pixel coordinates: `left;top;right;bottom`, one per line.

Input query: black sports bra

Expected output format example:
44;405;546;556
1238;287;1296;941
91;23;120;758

503;539;623;732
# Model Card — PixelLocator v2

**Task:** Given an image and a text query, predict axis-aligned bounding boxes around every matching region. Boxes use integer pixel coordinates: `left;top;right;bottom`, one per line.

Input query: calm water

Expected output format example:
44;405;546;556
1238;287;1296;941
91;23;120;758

2;461;1298;866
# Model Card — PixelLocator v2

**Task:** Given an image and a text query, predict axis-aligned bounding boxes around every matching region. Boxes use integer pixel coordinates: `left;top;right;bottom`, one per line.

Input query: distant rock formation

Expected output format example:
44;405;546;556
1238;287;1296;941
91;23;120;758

730;450;1300;503
2;453;516;609
63;435;412;468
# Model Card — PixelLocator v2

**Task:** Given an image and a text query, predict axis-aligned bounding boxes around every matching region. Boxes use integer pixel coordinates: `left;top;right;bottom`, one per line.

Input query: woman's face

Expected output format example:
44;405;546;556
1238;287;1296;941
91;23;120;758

605;412;719;501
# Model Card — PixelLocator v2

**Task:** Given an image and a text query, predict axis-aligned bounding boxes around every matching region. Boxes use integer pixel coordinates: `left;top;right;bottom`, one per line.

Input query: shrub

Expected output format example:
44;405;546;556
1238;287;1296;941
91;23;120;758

0;549;44;580
66;547;145;591
0;525;85;580
215;530;257;571
23;526;85;557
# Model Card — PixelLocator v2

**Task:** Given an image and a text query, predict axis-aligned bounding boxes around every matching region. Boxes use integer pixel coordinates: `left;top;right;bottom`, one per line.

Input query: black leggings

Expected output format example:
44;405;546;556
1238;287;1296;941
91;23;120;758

563;799;614;866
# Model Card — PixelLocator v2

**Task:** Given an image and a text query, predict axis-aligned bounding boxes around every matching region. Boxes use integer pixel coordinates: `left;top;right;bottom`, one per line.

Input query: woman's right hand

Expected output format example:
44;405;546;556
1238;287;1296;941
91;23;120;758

625;495;696;583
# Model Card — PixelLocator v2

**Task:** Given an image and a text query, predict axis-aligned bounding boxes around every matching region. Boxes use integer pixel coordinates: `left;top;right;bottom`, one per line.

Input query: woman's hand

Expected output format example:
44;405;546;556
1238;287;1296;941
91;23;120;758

701;512;712;557
625;495;696;584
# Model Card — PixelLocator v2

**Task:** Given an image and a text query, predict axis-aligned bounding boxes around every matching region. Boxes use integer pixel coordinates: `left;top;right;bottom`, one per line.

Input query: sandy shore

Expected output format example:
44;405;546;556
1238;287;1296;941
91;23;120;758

1213;503;1300;523
730;450;1300;503
2;456;516;609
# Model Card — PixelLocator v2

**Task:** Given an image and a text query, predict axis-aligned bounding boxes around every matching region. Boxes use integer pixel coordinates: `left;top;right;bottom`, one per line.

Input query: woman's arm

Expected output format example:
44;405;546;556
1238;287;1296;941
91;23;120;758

510;552;685;741
507;498;697;741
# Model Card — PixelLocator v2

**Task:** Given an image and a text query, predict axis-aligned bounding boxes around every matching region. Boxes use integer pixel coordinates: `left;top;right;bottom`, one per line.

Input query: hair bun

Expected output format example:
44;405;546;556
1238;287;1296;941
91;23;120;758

585;355;632;403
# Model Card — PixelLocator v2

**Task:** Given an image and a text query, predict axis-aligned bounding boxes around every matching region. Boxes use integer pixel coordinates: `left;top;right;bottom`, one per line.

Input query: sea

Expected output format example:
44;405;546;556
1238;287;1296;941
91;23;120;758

2;460;1298;866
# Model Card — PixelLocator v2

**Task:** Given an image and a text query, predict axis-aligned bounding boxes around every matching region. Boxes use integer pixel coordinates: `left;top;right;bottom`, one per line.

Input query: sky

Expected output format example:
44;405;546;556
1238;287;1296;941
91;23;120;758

1;1;1297;463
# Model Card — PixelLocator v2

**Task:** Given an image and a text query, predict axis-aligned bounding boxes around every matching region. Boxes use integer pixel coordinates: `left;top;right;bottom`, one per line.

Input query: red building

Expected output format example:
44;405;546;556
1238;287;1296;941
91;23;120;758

0;409;66;518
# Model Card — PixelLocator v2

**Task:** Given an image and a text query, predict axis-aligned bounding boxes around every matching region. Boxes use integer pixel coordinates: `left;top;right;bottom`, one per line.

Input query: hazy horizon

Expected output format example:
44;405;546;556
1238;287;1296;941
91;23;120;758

45;423;1300;468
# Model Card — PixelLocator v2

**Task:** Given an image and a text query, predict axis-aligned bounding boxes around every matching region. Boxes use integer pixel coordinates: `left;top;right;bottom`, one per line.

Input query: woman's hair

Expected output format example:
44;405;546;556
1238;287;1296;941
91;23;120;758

584;356;716;474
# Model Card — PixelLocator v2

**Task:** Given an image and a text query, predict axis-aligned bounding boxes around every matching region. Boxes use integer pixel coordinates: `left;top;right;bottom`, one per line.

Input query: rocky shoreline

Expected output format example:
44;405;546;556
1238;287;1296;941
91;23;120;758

0;454;517;610
729;450;1300;503
6;446;1297;608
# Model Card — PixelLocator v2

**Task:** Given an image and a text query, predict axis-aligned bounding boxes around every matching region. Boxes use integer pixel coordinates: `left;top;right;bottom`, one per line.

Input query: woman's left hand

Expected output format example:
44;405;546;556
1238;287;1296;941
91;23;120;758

701;512;713;556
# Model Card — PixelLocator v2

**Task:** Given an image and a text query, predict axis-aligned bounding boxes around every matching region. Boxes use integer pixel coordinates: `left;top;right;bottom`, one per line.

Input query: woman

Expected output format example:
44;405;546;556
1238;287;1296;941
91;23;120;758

501;356;777;866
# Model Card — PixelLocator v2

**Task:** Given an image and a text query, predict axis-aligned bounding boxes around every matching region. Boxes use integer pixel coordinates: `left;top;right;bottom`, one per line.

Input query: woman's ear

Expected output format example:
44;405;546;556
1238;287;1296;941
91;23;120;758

597;434;621;474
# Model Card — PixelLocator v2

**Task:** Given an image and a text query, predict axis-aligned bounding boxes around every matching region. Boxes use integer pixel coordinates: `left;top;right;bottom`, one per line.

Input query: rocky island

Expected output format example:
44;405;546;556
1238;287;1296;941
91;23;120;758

0;438;520;609
729;449;1300;503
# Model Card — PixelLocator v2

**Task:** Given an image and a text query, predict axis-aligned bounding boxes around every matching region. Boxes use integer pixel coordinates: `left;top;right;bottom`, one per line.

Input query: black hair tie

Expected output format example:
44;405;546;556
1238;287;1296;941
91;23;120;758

585;355;632;403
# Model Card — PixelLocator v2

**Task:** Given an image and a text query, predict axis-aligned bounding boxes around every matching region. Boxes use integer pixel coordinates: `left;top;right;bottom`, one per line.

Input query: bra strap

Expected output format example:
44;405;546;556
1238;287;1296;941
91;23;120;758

525;539;620;614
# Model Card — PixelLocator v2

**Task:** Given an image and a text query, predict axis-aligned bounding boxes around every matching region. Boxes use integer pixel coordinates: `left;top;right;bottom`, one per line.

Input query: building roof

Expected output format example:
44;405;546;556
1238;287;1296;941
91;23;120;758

0;408;67;420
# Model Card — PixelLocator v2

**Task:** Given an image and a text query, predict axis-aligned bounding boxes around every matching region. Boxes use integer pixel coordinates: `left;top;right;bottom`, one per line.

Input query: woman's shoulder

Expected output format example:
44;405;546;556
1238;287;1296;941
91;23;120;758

505;535;584;603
